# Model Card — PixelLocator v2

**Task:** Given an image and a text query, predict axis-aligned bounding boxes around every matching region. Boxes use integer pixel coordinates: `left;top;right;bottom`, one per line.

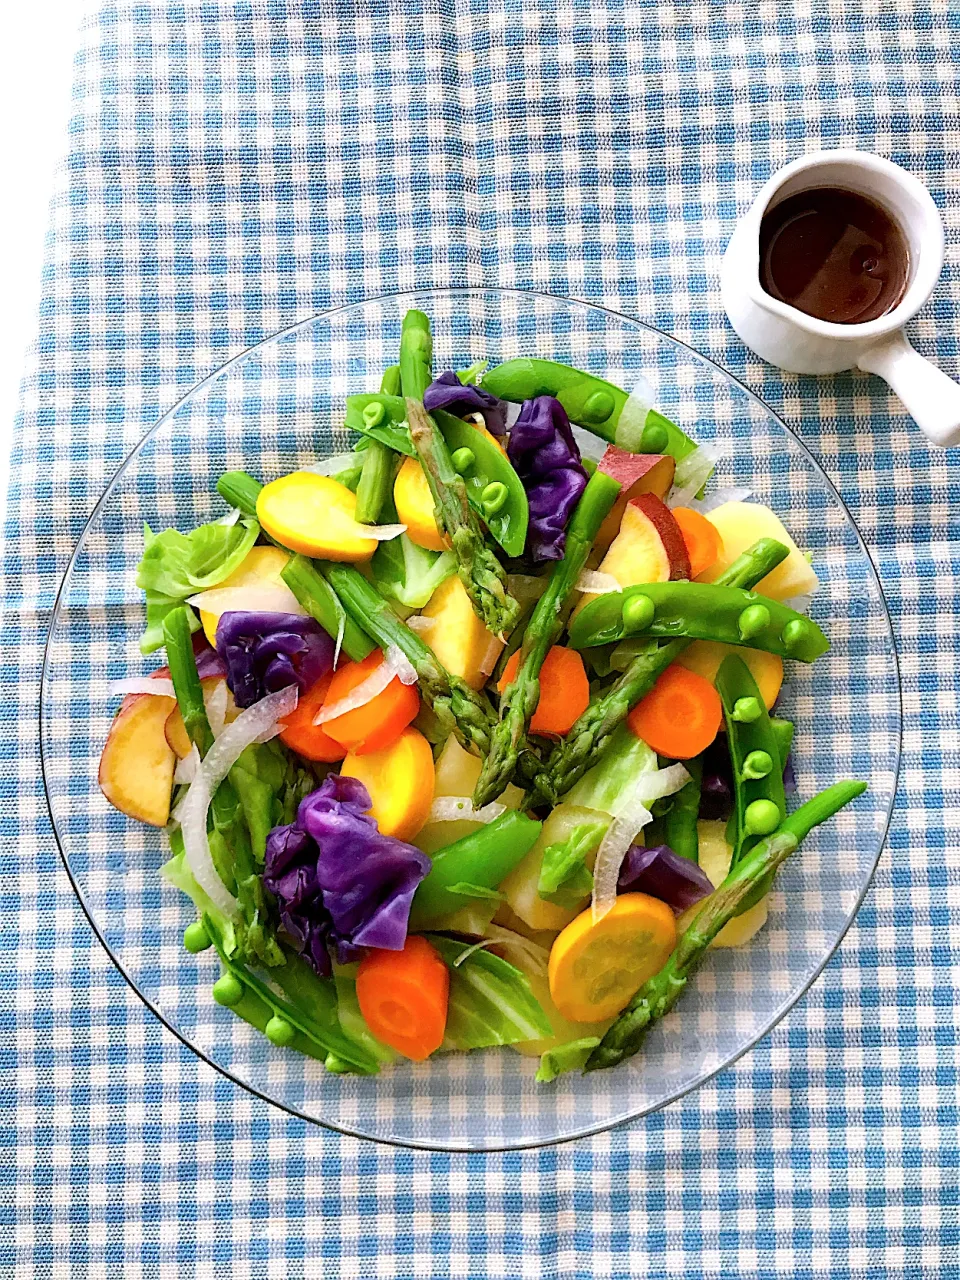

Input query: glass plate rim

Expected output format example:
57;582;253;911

39;285;903;1152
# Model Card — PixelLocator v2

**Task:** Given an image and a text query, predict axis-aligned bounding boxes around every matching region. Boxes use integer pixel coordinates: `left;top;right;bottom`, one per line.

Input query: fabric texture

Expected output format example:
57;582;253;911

4;1;959;1275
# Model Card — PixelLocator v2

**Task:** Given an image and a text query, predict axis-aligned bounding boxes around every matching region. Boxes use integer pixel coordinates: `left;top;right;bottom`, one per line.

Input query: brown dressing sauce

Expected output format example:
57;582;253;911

759;187;909;324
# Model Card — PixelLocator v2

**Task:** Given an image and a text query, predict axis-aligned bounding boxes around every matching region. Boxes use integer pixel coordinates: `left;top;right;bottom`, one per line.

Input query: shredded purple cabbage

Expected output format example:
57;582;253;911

507;396;588;561
617;843;714;915
423;371;507;436
193;640;226;681
215;611;334;709
700;740;734;821
262;775;430;976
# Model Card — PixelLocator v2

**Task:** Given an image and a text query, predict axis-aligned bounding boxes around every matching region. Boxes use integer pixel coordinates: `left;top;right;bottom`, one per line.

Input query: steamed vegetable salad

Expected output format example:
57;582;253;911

100;309;866;1080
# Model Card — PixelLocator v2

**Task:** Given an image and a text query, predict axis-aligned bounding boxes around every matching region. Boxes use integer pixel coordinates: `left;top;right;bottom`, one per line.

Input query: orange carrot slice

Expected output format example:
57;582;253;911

321;650;420;755
279;671;346;763
626;663;722;759
356;935;450;1060
497;645;590;738
671;506;724;579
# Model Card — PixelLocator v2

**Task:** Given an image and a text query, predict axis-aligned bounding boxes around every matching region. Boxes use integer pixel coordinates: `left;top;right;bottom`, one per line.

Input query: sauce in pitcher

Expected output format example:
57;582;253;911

759;187;909;324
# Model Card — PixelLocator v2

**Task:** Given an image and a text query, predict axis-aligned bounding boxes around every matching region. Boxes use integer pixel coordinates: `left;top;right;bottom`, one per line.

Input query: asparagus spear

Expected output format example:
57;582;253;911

585;779;866;1071
355;365;402;524
472;470;622;807
399;310;519;635
162;607;283;967
534;538;791;804
284;554;496;756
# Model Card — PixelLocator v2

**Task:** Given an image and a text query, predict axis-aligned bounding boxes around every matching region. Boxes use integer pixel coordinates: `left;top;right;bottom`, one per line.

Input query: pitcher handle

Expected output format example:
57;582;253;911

858;330;960;448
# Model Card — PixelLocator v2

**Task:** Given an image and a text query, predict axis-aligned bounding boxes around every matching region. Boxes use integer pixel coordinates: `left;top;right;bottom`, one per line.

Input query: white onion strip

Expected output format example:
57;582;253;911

350;522;407;542
333;611;345;670
216;507;242;527
629;762;691;810
109;677;176;699
484;925;550;977
304;452;364;477
667;444;720;509
178;685;299;915
428;796;506;825
174;744;201;786
689;486;753;514
576;570;622;596
205;679;229;738
406;614;436;636
591;796;654;923
314;644;418;724
186;583;307;616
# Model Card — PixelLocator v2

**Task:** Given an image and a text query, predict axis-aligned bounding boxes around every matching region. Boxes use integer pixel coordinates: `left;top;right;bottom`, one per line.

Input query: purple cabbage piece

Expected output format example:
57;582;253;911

262;775;430;976
215;611;334;709
423;370;507;436
782;753;797;796
193;640;226;681
617;843;714;915
507;396;588;562
700;740;734;821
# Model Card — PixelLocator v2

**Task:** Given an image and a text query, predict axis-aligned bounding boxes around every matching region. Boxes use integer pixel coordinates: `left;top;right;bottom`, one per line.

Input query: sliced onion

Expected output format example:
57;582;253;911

305;451;364;477
109;677;176;698
216;506;242;527
314;645;417;724
452;938;495;967
186;583;307;616
478;632;504;678
629;762;691;809
464;411;486;429
570;424;607;463
174;744;201;786
483;924;550;977
348;522;407;542
613;380;654;451
782;593;813;614
333;611;345;670
205;679;229;738
667;445;720;508
406;614;436;636
504;401;523;430
576;570;622;596
428;796;506;825
178;684;299;915
689;486;753;514
591;795;654;922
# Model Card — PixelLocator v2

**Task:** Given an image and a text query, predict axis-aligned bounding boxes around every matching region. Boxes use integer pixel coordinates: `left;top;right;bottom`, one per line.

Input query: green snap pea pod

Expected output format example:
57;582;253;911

481;358;698;460
770;717;795;773
657;755;702;862
355;366;404;524
318;559;497;756
568;581;830;662
585;779;868;1072
214;472;374;662
715;654;786;868
533;538;791;804
344;392;415;455
407;810;543;929
203;915;380;1073
437;410;529;557
473;470;622;807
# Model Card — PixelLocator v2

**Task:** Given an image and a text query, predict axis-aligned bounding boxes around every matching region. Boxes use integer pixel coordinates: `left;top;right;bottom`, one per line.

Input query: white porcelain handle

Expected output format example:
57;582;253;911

858;330;960;448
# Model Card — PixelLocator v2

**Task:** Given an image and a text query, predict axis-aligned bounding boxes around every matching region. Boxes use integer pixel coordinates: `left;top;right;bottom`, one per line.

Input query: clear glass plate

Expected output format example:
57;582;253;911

41;288;901;1151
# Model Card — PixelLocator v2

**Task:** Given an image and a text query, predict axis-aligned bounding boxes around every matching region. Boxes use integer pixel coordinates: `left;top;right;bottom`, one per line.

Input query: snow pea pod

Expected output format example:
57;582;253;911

715;654;786;869
202;915;380;1073
439;411;529;557
344;392;416;455
568;581;829;663
481;358;699;460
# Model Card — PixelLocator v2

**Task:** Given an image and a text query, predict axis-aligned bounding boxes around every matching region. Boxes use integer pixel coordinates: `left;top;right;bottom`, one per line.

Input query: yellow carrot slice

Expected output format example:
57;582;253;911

256;472;382;561
340;726;435;841
393;457;446;551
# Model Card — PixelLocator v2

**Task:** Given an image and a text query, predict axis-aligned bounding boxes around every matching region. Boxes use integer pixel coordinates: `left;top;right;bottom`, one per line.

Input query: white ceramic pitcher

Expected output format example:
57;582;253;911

721;149;960;448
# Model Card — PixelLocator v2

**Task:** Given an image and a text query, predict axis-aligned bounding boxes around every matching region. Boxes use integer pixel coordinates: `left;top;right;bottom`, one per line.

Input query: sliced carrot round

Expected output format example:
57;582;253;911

626;663;722;759
547;893;677;1023
356;935;450;1061
321;650;420;755
256;472;379;561
672;506;724;579
279;671;346;763
339;726;435;841
497;645;590;738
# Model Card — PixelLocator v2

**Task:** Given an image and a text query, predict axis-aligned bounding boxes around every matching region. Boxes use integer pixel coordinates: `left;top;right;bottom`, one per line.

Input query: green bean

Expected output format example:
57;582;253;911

585;779;868;1072
659;755;702;862
481;358;699;460
162;607;214;756
407;811;542;929
568;581;830;662
280;554;376;664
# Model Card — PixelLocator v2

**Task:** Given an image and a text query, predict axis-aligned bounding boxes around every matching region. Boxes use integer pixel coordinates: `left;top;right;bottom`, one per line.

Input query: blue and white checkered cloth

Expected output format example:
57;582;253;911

4;1;959;1274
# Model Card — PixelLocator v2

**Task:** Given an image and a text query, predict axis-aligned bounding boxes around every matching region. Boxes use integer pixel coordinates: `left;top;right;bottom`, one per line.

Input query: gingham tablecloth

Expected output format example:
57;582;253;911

5;2;958;1276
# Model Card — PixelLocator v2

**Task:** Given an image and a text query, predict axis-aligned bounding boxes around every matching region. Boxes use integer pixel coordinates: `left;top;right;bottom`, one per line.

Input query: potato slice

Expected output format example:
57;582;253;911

699;502;819;601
